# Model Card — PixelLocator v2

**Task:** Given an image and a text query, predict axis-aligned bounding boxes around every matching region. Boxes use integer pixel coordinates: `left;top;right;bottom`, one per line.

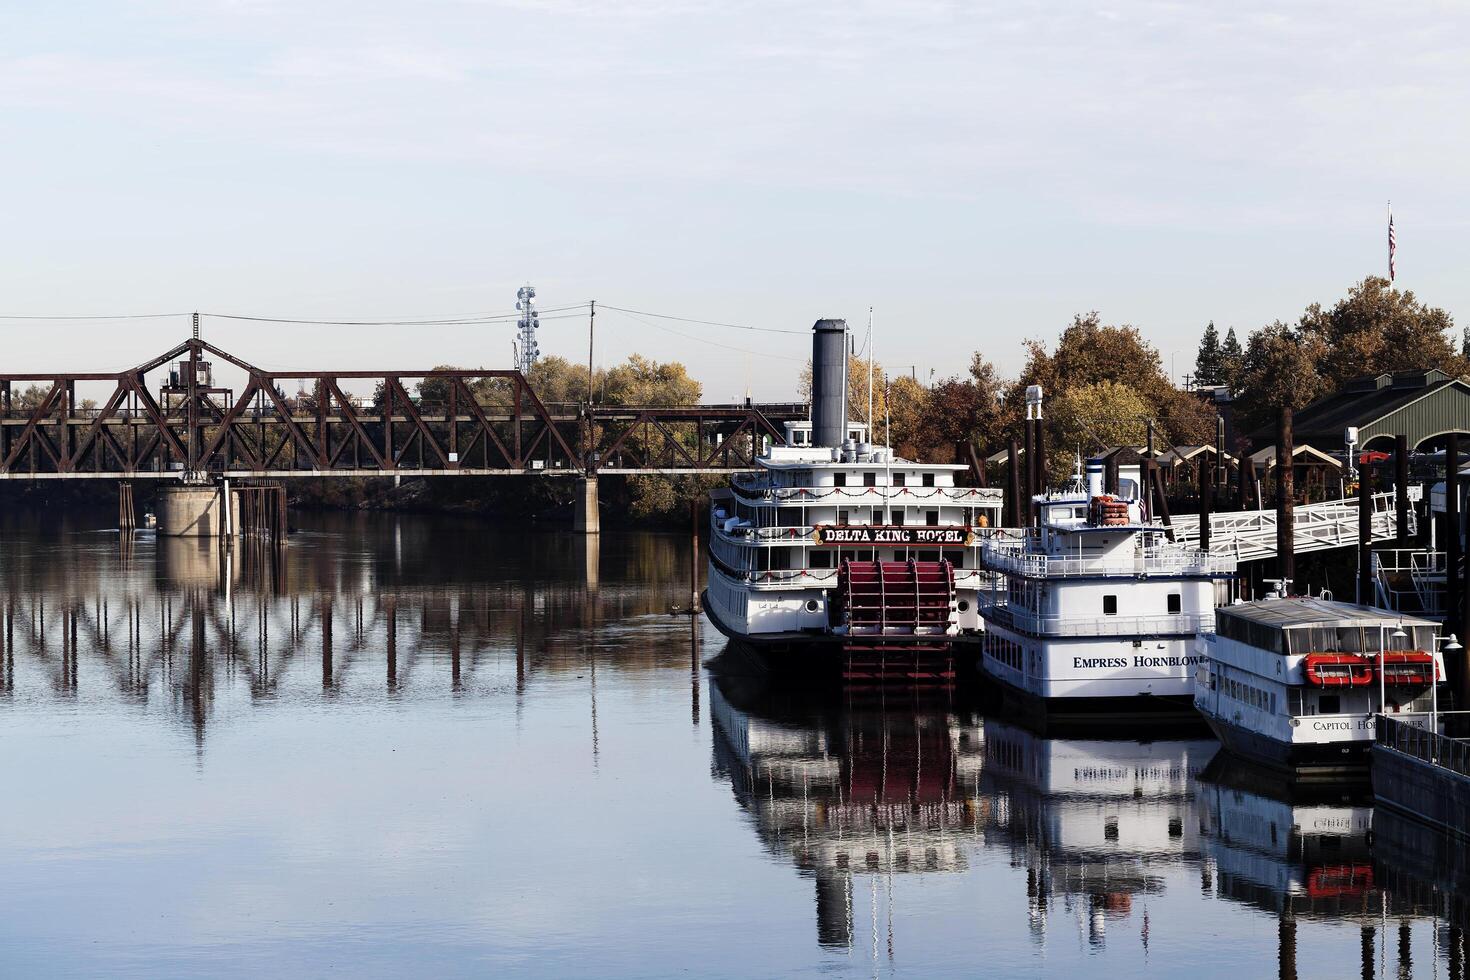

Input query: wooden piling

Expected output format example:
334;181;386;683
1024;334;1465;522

1395;433;1411;543
1449;433;1461;639
1358;456;1372;605
1276;406;1294;586
1006;437;1021;528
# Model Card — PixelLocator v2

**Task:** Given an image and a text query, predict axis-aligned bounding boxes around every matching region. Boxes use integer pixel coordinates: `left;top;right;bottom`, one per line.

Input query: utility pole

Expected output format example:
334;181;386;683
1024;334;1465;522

587;300;596;401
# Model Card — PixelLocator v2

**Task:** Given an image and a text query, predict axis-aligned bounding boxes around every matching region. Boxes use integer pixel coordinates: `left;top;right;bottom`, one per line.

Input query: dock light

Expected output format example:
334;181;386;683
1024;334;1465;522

1447;634;1464;652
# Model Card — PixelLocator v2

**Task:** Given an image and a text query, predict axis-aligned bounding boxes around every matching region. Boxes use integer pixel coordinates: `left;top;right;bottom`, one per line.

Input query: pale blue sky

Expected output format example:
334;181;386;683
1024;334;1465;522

2;1;1467;400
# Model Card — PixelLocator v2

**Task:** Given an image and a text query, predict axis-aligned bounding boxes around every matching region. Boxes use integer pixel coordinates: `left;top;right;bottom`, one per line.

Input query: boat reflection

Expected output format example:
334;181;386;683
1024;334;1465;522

708;669;985;950
977;717;1217;948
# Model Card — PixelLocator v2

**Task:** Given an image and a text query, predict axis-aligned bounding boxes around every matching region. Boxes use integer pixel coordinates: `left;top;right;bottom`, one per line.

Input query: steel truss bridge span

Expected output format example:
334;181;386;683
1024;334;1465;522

0;338;800;479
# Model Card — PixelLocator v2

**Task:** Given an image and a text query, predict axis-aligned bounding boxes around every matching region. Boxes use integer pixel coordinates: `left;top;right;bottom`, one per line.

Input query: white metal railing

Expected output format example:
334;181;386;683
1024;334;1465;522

983;603;1213;637
1169;491;1411;561
1372;549;1447;617
729;474;1003;506
708;554;985;589
980;540;1232;578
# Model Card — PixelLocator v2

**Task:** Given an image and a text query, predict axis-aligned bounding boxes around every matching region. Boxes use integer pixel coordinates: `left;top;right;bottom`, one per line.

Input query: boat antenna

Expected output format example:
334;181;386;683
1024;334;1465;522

867;307;874;442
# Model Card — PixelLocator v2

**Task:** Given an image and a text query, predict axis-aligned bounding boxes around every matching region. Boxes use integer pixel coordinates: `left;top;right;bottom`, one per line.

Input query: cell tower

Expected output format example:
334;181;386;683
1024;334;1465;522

512;284;540;376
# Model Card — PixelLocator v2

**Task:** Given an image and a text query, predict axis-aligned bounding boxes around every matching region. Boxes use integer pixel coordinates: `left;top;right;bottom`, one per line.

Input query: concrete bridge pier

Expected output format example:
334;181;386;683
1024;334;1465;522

573;476;600;534
157;484;225;537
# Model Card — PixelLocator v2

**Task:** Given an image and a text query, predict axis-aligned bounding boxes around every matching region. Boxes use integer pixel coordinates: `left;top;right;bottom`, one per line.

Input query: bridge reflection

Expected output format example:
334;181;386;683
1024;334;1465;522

0;517;703;751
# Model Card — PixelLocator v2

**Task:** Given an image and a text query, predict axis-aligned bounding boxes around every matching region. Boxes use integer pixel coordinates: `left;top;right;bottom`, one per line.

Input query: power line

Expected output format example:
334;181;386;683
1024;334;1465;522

0;312;188;320
598;304;805;335
606;307;806;362
199;309;586;327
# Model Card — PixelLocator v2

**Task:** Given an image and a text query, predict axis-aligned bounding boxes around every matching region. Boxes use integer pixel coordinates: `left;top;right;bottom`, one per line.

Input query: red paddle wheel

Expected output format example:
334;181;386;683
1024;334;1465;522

835;559;956;683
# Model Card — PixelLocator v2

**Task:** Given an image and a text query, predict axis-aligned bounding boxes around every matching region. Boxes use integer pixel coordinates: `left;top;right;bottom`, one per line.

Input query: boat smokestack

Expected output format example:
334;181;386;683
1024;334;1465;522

810;319;848;448
1085;457;1104;497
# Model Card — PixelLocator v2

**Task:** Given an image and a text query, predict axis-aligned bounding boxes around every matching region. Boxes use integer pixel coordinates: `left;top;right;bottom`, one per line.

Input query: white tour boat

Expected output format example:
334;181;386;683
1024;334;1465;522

1193;597;1445;775
703;318;1004;678
977;459;1236;718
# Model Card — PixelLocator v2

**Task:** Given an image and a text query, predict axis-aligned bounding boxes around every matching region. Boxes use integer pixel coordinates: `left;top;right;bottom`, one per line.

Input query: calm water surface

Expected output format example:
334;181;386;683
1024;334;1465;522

2;510;1469;978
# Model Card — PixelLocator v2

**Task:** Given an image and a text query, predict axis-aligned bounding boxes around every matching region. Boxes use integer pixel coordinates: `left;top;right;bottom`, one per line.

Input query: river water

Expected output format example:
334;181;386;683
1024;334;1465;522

1;510;1467;978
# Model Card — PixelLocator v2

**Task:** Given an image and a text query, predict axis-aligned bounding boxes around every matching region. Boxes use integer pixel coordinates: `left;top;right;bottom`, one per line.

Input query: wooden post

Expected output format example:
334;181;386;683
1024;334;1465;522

1358;458;1372;605
1021;425;1033;525
1199;454;1212;552
1448;433;1461;639
1006;437;1021;528
690;496;702;614
1276;407;1294;587
1033;417;1047;501
1395;433;1411;543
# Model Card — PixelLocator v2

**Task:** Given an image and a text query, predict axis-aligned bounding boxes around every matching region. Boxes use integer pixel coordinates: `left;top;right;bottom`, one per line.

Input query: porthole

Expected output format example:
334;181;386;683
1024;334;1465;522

805;599;820;613
957;600;970;613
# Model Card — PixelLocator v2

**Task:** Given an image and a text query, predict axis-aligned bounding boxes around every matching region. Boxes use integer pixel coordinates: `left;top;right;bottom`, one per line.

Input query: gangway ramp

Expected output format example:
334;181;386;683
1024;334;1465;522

1168;491;1410;562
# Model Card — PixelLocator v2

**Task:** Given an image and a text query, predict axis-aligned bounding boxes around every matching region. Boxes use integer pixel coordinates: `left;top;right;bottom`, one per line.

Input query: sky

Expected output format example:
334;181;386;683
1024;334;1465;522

2;1;1468;401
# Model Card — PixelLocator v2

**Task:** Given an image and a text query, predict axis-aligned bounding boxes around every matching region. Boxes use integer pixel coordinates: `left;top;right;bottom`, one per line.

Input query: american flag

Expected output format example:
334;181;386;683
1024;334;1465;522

1388;204;1397;282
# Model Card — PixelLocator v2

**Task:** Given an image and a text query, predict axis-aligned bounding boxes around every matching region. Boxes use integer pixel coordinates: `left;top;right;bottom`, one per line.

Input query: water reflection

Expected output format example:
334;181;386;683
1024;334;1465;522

0;513;701;756
977;719;1216;950
709;673;984;951
10;510;1470;976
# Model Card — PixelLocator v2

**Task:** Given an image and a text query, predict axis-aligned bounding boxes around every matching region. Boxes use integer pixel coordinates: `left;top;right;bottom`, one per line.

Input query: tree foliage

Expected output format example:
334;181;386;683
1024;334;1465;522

1195;321;1223;386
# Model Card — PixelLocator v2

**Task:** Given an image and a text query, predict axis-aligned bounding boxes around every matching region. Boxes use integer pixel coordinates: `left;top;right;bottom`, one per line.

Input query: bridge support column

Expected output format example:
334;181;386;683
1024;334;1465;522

157;485;223;537
573;476;601;534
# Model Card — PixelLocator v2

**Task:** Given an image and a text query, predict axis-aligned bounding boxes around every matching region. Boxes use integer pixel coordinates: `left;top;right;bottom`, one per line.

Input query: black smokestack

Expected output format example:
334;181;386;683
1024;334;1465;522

811;319;849;448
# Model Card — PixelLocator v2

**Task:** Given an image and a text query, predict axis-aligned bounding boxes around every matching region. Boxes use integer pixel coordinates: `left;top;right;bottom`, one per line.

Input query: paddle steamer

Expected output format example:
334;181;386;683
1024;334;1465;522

702;319;1003;678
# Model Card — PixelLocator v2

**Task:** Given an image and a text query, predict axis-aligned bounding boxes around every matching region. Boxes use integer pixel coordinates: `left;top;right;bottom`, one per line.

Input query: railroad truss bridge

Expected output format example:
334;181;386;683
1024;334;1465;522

0;337;803;481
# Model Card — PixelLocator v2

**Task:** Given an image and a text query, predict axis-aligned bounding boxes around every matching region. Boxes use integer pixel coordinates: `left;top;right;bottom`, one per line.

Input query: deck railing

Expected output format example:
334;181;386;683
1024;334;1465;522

980;540;1233;578
1376;713;1468;775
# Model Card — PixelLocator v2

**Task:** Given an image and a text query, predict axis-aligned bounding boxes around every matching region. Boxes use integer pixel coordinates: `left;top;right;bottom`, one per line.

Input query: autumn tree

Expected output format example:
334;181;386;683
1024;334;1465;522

1233;321;1327;433
1047;381;1153;481
1297;276;1464;388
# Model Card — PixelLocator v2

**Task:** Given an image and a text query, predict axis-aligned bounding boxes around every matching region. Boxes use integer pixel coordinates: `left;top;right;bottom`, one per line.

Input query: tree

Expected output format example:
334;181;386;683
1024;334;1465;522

1011;312;1210;448
1048;381;1153;481
1234;321;1327;433
1298;276;1464;388
1195;321;1223;386
1220;327;1244;391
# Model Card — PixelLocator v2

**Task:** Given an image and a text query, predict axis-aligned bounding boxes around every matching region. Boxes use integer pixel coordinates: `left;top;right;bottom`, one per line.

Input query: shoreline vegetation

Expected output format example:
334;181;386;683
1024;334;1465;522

4;275;1461;527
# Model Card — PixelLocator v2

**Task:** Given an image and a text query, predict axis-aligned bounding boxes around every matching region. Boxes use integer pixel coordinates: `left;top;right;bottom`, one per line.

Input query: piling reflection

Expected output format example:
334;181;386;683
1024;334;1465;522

0;513;699;751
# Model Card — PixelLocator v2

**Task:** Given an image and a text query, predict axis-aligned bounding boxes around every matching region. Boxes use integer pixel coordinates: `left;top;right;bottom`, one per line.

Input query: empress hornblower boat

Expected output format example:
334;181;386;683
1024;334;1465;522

977;457;1236;720
702;319;1003;681
1193;597;1444;776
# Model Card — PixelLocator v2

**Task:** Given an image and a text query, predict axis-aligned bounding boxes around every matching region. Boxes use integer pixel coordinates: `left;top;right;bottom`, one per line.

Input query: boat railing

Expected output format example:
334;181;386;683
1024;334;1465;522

983;602;1212;637
710;559;985;589
980;540;1233;577
1377;713;1466;773
728;474;1004;505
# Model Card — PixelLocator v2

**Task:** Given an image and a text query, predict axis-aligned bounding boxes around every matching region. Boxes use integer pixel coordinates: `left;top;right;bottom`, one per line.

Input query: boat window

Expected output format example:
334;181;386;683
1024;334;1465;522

1103;595;1118;616
893;472;905;487
1167;593;1181;614
864;472;877;487
834;472;846;488
838;510;850;524
1319;694;1341;714
923;473;935;487
810;551;831;569
890;510;905;526
926;510;939;527
917;550;940;562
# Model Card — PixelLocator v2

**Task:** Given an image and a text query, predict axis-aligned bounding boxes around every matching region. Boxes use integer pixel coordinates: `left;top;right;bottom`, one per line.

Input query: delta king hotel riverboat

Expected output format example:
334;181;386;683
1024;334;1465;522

703;319;1004;671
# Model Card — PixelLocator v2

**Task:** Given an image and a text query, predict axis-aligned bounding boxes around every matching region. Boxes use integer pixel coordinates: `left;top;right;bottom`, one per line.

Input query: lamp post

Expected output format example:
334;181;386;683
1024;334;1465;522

1435;633;1462;734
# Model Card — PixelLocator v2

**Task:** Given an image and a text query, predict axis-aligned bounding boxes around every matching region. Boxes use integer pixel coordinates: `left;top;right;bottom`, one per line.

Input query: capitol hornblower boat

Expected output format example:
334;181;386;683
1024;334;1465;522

702;319;1003;680
1193;596;1445;775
